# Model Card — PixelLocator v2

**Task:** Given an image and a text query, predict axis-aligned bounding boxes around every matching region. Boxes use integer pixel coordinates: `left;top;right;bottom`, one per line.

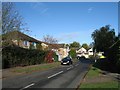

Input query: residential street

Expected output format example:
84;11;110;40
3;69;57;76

2;1;119;90
3;59;93;89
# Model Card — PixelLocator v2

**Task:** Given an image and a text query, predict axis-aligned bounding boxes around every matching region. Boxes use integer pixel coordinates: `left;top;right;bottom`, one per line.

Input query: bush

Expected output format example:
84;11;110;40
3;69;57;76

29;44;35;49
44;51;57;63
116;57;120;73
53;54;58;62
36;43;42;50
105;40;120;73
2;45;47;69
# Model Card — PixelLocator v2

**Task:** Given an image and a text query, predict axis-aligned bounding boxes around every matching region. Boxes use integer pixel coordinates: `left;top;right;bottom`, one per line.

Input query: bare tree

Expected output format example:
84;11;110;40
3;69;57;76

2;2;28;48
2;2;26;34
43;35;58;44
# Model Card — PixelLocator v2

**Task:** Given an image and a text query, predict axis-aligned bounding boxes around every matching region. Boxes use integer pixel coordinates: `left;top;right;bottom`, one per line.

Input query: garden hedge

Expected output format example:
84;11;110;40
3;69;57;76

2;45;47;68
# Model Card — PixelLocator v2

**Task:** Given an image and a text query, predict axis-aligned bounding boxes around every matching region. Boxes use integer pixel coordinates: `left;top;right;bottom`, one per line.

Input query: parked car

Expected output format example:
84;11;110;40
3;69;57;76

61;56;73;65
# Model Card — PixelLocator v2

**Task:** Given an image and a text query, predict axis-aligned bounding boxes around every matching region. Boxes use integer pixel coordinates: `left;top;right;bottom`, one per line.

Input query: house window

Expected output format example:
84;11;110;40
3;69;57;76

24;41;28;46
32;42;34;45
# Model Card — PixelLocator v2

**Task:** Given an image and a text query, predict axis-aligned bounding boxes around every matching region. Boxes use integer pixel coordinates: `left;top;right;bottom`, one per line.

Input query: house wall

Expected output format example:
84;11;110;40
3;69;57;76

57;48;69;61
29;42;37;49
88;48;93;56
97;52;104;56
41;43;48;50
23;41;30;49
76;47;94;58
12;39;37;49
19;40;29;49
88;51;93;56
12;40;19;46
76;47;87;53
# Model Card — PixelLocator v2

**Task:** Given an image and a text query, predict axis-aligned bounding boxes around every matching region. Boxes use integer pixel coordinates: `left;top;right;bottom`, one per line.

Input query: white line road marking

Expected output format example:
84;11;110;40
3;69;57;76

67;67;72;70
20;83;35;90
48;71;63;79
75;64;79;66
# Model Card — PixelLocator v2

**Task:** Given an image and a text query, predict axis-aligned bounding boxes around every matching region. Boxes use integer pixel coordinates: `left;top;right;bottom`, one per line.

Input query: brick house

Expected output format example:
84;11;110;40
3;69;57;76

2;31;41;49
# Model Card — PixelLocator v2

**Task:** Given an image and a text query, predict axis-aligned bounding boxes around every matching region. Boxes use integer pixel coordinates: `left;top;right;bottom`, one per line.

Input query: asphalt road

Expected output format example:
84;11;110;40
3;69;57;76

2;58;93;89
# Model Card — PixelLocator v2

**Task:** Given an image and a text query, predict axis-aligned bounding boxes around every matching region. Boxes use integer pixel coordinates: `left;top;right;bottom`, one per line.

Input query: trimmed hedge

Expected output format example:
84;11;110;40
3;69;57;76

2;46;47;69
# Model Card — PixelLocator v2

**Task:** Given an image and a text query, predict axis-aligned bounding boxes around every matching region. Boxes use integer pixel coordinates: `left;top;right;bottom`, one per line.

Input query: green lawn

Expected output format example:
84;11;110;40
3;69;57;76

80;81;119;88
11;62;61;74
11;58;78;74
79;66;119;89
86;66;101;79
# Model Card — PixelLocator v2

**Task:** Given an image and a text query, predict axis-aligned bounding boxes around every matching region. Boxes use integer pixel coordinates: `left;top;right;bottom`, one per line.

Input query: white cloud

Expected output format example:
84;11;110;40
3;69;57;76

41;8;49;14
30;3;49;15
88;7;94;13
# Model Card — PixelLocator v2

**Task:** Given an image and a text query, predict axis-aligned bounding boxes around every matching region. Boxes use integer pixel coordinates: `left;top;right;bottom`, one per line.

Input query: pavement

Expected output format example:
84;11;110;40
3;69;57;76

2;58;93;89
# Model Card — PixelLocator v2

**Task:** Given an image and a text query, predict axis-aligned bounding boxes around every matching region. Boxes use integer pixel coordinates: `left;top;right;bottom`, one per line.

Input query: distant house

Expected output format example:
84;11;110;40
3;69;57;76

76;47;87;54
76;47;89;58
50;44;70;61
97;52;104;57
57;47;70;61
2;31;42;49
88;48;94;56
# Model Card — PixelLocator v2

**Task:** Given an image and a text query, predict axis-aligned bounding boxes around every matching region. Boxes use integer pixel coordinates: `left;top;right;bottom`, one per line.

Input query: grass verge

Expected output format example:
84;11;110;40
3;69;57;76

79;66;119;88
85;66;101;79
11;61;61;74
80;81;118;88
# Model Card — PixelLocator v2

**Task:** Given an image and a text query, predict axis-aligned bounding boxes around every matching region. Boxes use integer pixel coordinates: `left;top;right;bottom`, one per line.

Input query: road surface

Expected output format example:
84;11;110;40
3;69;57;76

2;58;93;89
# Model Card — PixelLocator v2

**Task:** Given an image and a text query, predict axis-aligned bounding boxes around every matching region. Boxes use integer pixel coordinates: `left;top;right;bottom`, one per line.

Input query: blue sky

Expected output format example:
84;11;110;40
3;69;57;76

15;2;118;45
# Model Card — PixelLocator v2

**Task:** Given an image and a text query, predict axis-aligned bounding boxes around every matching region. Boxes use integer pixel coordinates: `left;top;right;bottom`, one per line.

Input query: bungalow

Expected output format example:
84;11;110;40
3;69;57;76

2;31;42;49
2;31;70;61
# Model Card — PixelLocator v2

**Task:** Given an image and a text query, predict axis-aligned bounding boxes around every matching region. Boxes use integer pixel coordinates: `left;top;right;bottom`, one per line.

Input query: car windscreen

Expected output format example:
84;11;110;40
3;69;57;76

62;57;70;61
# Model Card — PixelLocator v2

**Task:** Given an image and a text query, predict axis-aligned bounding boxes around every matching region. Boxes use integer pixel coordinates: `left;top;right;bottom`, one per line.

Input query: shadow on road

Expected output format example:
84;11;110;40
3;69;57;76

78;58;94;64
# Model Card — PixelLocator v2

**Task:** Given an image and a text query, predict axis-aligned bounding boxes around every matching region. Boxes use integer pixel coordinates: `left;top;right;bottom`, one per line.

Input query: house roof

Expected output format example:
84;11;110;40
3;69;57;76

76;47;87;52
48;43;65;49
2;31;65;49
2;31;41;43
88;48;93;52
